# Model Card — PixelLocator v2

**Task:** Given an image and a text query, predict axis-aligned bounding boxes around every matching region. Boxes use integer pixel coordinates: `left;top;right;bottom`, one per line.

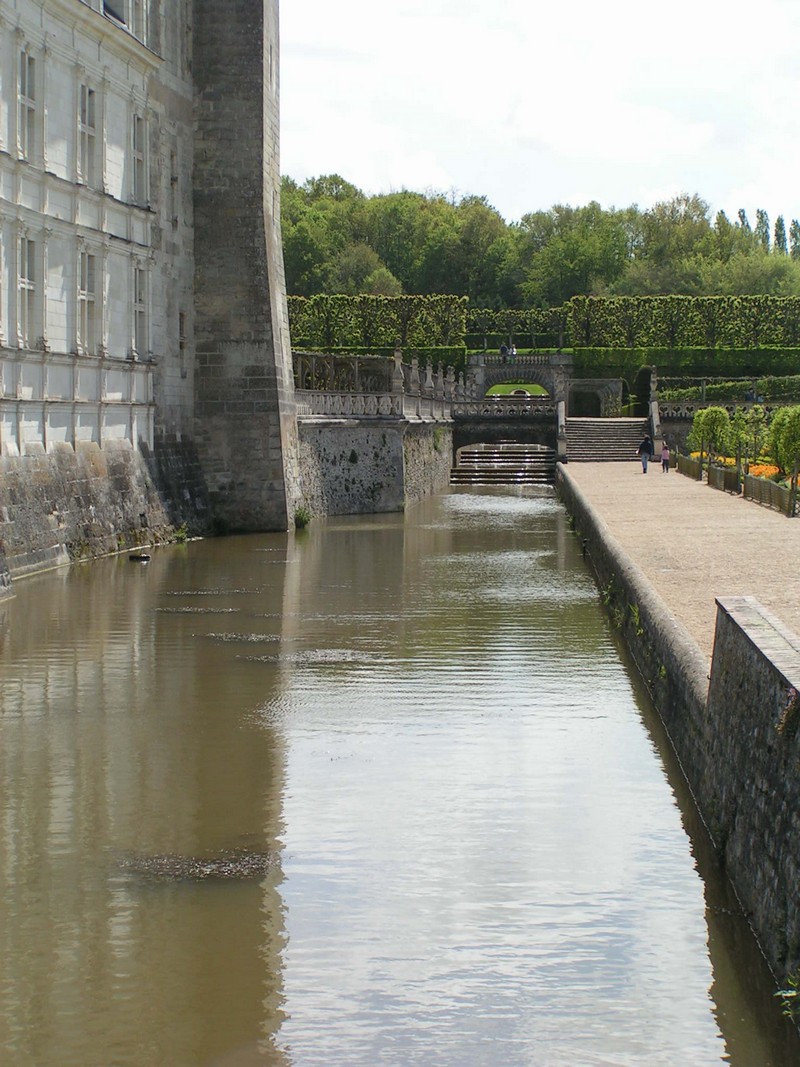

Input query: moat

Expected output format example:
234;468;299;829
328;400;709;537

0;488;797;1066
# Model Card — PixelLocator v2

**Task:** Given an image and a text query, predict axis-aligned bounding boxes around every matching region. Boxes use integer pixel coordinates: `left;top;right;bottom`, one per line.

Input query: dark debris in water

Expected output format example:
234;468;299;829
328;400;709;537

156;607;240;615
118;849;278;883
166;589;260;596
203;632;280;643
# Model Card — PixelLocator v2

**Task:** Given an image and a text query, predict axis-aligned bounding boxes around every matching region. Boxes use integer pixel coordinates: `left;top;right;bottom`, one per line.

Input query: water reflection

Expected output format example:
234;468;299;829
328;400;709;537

0;488;797;1065
0;543;291;1066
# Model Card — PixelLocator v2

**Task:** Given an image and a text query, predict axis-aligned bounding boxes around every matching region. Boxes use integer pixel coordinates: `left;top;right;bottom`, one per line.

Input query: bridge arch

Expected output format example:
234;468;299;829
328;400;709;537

482;366;555;397
467;352;572;404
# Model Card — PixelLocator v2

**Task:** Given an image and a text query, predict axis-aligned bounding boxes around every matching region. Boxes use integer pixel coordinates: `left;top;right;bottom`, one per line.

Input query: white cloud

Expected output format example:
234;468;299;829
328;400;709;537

281;0;800;222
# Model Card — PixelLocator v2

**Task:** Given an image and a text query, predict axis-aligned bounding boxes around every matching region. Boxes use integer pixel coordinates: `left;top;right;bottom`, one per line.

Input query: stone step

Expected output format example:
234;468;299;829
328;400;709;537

565;417;649;462
451;443;557;484
450;471;554;484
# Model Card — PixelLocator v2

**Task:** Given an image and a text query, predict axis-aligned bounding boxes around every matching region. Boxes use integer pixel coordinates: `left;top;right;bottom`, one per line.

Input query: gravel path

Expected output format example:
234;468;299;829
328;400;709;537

562;461;800;662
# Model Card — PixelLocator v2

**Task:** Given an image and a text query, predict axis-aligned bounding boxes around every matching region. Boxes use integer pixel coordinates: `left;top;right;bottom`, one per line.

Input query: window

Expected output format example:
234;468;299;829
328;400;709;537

78;250;97;356
130;0;146;42
132;113;146;203
79;84;97;186
103;2;147;45
133;265;147;357
18;237;36;348
18;51;36;161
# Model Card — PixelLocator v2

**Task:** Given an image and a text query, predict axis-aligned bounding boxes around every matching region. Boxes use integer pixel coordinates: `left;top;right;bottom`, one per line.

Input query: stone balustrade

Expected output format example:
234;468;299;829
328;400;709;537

452;398;557;420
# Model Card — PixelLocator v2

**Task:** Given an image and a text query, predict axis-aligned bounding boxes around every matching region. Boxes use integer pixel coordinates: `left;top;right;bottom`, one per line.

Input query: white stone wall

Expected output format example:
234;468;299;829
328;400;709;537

0;0;196;455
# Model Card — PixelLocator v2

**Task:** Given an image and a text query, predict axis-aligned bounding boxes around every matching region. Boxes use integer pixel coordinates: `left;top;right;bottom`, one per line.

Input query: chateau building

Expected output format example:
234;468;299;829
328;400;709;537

0;0;298;534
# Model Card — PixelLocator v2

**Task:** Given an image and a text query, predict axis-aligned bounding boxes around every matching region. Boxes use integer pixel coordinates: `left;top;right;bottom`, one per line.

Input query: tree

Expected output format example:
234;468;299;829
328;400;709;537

688;406;730;476
790;220;800;260
775;216;788;255
746;404;768;468
326;243;398;295
363;266;403;296
738;208;752;233
729;404;768;483
769;405;800;515
518;201;632;304
755;209;771;251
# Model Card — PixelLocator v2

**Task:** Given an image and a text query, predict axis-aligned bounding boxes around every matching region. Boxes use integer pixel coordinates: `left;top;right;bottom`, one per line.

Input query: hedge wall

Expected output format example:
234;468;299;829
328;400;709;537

568;296;800;349
287;294;467;350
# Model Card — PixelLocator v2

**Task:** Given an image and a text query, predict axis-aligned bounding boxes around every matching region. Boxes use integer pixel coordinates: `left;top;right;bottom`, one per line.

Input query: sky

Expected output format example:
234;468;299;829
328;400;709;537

281;0;800;226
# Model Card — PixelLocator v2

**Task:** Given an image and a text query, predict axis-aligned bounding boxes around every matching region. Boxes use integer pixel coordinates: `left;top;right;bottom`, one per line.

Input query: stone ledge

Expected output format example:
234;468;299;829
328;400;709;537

715;596;800;690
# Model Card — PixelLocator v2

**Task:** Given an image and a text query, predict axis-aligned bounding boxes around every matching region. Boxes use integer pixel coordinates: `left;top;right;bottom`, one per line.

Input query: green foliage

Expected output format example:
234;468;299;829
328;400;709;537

687;407;731;464
294;505;312;530
173;523;189;544
567;295;800;348
768;405;800;481
775;216;788;255
791;220;800;260
659;377;800;402
287;294;468;351
776;969;800;1020
282;175;800;308
755;209;771;251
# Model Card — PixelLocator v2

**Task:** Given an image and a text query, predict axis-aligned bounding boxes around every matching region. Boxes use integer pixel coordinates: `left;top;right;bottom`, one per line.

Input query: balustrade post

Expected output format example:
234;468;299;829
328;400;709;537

392;346;404;394
435;365;444;401
445;365;455;402
410;356;421;418
435;364;445;419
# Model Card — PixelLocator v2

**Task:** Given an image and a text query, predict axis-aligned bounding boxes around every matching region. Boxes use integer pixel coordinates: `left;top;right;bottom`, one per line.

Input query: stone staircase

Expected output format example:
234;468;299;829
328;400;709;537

565;417;650;462
450;443;556;486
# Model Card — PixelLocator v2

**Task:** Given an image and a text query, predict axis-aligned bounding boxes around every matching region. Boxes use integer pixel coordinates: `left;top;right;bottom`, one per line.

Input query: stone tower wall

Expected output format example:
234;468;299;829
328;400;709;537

192;0;299;532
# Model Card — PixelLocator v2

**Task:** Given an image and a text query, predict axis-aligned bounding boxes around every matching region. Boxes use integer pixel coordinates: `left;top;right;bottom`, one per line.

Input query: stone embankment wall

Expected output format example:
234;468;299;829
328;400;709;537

556;465;800;983
0;440;208;593
298;421;452;517
705;598;800;979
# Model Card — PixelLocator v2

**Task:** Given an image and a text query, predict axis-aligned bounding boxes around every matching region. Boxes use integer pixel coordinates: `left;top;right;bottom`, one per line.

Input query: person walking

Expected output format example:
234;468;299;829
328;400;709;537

661;441;670;473
636;434;654;473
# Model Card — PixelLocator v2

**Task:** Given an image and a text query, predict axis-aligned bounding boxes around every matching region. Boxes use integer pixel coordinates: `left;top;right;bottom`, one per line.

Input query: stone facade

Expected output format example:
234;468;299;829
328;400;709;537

0;0;298;590
192;0;299;533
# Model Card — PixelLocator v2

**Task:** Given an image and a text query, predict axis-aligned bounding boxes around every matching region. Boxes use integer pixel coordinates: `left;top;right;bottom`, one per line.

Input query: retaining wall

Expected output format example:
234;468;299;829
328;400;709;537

556;463;800;982
0;437;209;595
297;420;452;518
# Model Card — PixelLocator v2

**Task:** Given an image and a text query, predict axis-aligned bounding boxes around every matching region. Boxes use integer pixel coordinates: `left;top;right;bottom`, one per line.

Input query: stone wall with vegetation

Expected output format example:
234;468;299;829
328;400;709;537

556;465;800;985
297;421;452;518
0;442;209;588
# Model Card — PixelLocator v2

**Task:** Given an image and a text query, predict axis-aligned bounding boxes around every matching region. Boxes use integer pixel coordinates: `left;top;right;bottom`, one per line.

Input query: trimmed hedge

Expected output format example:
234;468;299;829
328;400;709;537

568;295;800;349
287;294;467;350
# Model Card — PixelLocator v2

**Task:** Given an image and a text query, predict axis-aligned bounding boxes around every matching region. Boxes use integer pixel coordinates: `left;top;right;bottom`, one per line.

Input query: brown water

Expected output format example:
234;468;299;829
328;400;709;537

0;488;797;1067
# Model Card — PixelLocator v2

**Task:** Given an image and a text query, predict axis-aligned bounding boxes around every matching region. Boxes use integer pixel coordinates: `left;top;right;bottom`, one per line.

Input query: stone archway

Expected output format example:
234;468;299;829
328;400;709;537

466;352;573;403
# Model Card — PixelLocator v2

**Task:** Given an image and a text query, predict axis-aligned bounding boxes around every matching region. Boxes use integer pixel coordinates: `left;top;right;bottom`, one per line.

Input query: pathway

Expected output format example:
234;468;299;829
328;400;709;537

561;460;800;662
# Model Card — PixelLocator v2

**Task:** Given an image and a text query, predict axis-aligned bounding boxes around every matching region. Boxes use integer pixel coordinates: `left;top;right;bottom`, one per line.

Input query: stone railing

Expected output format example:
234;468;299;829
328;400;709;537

294;348;472;421
293;351;395;393
481;352;554;367
451;397;557;419
659;399;793;420
294;391;405;418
